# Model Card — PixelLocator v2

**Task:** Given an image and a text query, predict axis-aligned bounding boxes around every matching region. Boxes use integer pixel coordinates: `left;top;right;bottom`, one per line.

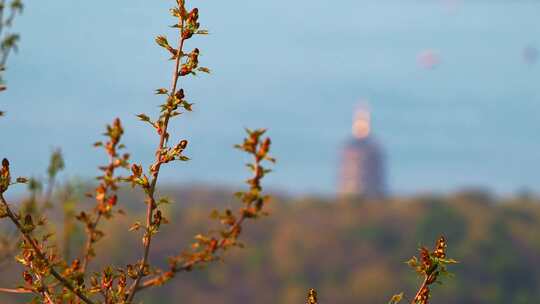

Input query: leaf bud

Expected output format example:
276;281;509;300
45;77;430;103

16;177;28;184
131;164;143;177
24;214;33;226
137;113;150;122
1;158;9;169
175;89;185;99
178;140;188;149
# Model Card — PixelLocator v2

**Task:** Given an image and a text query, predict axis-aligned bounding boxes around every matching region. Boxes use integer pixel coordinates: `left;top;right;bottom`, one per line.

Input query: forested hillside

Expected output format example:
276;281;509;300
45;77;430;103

1;187;538;303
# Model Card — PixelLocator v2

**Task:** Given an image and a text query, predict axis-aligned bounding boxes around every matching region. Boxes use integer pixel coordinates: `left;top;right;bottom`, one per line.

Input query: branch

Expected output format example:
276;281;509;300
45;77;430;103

403;236;457;304
410;275;429;304
33;272;55;304
306;288;318;304
0;0;23;91
80;213;101;273
135;214;248;292
0;193;96;304
125;8;187;303
135;129;273;292
79;119;128;274
0;287;32;294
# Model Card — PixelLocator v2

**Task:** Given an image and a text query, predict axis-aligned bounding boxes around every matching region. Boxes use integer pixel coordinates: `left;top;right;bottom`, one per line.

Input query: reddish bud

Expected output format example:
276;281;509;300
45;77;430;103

179;66;190;76
71;259;81;271
209;238;218;252
131;164;143;177
1;158;8;169
182;30;193;40
107;195;118;206
23;271;33;285
178;140;188;149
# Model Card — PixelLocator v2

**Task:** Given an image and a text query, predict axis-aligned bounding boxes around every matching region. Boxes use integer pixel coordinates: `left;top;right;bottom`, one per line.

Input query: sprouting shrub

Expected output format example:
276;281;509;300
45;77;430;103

0;1;274;303
306;236;457;304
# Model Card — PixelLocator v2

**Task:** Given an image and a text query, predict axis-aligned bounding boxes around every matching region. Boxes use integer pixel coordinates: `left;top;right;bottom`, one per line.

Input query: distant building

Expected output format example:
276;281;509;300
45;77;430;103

338;106;387;199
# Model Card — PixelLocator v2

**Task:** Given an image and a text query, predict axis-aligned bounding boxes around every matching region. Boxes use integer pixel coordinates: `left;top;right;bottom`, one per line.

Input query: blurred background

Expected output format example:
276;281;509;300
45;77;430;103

1;0;540;303
2;0;539;196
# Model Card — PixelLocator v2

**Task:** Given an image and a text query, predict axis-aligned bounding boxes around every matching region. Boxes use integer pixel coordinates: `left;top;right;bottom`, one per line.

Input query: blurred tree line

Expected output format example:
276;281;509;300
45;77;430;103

1;187;538;303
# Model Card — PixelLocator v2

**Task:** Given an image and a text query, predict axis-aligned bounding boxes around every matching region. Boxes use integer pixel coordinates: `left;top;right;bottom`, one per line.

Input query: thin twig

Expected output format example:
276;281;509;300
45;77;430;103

410;276;429;304
136;155;266;292
0;287;32;294
125;10;186;303
81;147;119;273
34;272;54;304
80;212;101;273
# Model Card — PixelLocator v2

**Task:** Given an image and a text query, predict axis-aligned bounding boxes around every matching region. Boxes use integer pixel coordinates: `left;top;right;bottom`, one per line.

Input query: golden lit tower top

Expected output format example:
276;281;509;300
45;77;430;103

352;105;371;139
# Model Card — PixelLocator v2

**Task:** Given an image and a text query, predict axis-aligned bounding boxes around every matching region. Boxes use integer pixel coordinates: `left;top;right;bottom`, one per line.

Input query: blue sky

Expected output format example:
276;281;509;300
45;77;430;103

2;0;540;196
